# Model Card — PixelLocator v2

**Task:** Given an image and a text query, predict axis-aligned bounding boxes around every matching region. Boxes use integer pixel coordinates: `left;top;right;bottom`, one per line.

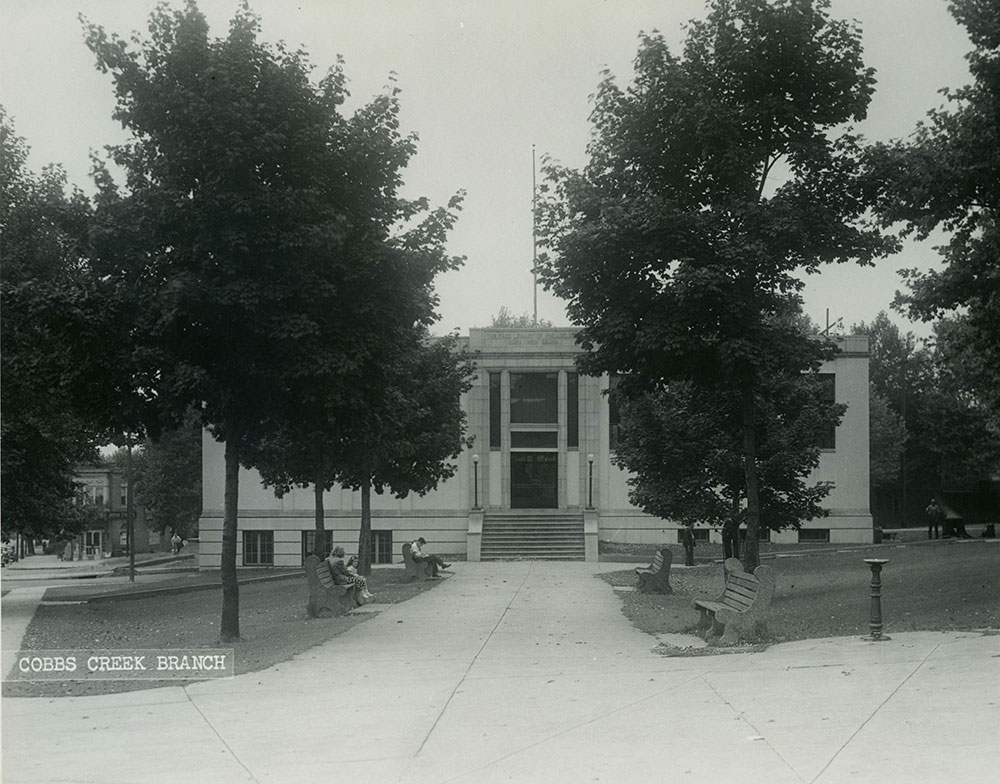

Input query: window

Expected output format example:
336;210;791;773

692;528;710;543
372;530;393;565
120;481;128;508
510;373;558;424
489;372;501;449
301;530;334;563
567;372;579;448
244;531;274;565
511;431;558;448
798;528;830;543
818;373;836;450
608;375;620;451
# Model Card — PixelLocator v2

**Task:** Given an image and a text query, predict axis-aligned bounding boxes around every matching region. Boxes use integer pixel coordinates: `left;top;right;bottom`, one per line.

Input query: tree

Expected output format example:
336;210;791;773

865;0;1000;419
868;391;907;504
0;109;107;540
83;2;447;640
489;306;555;328
615;355;843;537
252;332;474;576
338;334;474;575
854;312;1000;525
128;408;203;539
537;0;894;569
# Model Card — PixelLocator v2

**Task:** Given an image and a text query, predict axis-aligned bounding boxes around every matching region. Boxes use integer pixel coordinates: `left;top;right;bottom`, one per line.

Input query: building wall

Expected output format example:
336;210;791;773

199;329;873;566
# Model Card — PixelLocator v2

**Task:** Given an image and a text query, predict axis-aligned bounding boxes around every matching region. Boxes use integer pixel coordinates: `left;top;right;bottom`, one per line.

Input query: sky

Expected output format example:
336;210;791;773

0;0;975;338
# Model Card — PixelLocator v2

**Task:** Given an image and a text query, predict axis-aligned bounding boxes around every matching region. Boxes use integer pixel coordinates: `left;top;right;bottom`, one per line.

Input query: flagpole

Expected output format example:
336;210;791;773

532;144;538;326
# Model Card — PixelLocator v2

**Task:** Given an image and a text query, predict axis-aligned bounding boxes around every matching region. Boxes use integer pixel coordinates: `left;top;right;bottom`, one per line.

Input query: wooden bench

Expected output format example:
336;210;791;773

402;542;433;581
304;554;362;617
693;557;775;644
635;547;673;594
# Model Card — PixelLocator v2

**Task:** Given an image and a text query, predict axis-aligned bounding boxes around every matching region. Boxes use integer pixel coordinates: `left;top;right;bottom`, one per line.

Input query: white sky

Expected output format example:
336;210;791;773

0;0;973;338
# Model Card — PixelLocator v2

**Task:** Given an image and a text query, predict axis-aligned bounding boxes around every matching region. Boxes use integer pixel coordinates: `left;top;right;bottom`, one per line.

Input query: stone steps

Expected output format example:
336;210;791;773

481;513;585;561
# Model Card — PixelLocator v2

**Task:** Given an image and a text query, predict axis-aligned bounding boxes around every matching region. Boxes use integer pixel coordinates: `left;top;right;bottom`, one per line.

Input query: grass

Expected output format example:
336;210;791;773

4;567;445;698
602;539;1000;652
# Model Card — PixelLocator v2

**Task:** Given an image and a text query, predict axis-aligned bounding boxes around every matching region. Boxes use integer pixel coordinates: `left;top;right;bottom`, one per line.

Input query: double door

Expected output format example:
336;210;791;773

510;452;558;508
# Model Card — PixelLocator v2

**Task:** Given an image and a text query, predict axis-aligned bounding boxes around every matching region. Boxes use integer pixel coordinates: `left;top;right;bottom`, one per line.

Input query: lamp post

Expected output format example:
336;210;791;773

126;437;135;583
587;453;595;509
862;558;890;641
472;454;480;510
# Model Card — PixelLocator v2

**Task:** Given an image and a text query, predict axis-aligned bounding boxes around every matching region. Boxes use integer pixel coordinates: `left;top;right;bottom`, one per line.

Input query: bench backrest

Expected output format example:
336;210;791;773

305;554;336;592
721;569;762;611
649;551;663;572
402;542;415;565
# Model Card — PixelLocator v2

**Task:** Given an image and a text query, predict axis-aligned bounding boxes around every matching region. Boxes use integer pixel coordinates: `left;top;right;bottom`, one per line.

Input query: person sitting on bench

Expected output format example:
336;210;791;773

326;546;374;600
409;537;450;577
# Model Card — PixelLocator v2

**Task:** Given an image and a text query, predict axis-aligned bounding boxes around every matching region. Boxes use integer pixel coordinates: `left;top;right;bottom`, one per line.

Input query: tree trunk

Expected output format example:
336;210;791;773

220;432;241;643
742;385;762;572
313;479;327;558
724;489;741;560
357;476;372;577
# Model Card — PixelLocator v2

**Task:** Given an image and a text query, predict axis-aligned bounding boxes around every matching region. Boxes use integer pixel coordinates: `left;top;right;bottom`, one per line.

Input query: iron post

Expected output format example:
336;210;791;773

863;558;890;641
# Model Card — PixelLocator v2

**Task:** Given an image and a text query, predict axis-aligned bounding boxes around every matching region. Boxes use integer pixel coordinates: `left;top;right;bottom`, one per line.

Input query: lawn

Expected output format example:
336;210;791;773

602;539;1000;650
4;567;444;698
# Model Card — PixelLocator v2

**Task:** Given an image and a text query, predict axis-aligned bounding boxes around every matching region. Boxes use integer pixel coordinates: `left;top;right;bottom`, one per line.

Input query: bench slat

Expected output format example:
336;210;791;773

724;583;758;601
727;575;760;590
636;553;664;575
726;582;760;596
722;586;755;601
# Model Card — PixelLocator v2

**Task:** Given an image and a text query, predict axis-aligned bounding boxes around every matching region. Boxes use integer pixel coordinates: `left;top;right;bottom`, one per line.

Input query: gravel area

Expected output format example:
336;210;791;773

602;540;1000;649
4;568;445;698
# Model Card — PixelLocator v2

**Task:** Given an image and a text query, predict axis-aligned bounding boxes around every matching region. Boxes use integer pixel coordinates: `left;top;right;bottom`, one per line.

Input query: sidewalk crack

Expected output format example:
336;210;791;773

401;563;537;781
810;642;943;783
702;674;807;783
437;670;710;784
183;685;260;783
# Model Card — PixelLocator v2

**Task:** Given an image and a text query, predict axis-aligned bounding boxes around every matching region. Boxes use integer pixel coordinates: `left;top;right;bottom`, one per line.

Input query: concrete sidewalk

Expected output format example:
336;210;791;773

3;562;998;783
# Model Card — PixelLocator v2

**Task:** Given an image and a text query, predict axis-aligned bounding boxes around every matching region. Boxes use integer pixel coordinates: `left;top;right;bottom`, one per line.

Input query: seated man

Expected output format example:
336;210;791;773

409;537;451;577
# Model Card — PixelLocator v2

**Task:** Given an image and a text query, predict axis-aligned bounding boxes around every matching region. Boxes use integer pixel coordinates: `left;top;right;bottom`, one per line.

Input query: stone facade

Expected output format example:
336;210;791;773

198;329;872;567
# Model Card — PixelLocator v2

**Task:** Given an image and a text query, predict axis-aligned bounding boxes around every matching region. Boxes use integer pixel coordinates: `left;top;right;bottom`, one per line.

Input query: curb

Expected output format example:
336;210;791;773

50;570;306;604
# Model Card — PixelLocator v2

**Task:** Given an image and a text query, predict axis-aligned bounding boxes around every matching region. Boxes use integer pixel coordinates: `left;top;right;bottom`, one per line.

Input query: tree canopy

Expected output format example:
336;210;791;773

488;306;555;328
83;1;463;639
865;0;1000;420
853;312;1000;527
127;408;203;539
0;109;111;539
537;0;894;568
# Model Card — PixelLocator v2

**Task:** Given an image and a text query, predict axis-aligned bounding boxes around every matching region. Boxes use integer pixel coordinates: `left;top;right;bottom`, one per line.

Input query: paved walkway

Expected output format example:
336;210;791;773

3;562;998;783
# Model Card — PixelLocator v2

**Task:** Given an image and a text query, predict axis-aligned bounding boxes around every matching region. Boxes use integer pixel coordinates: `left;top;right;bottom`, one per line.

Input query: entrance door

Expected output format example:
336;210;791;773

85;529;103;557
510;452;558;508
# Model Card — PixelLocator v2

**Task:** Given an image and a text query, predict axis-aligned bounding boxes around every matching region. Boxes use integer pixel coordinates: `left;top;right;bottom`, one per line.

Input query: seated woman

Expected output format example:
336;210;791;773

326;546;374;601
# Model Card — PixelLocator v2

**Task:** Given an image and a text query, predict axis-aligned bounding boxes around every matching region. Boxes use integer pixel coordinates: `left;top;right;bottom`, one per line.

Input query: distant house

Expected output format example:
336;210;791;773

73;463;160;557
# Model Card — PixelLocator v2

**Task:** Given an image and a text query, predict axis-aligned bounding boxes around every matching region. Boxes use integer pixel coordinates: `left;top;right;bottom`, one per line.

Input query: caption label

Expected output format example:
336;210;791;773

4;649;235;680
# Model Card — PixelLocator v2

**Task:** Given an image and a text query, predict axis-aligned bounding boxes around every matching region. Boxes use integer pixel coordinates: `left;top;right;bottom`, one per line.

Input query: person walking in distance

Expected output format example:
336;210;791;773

925;498;944;539
681;523;696;566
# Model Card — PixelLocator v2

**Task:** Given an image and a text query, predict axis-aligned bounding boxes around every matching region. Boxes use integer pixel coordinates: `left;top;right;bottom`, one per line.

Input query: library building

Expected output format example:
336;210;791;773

198;328;872;568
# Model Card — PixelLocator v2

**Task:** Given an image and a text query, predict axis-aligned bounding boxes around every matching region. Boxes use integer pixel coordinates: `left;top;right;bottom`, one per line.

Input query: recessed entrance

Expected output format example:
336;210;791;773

511;452;558;509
